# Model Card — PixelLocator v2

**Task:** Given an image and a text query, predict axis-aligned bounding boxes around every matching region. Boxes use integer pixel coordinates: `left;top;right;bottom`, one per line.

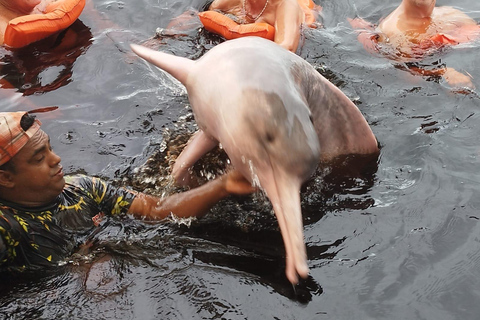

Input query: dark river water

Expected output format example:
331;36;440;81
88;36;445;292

1;0;480;319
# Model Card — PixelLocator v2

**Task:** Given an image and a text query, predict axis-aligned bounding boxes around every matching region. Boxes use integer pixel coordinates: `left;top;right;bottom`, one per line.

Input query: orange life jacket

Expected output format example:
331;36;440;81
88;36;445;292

199;0;317;41
4;0;86;48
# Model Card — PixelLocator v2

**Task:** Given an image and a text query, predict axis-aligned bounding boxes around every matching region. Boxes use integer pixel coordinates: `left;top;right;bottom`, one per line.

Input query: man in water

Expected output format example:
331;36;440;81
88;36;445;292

0;110;255;271
349;0;480;89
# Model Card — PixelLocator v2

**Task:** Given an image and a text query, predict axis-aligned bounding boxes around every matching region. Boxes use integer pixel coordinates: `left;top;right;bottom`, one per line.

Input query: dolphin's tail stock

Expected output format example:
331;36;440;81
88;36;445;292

130;44;194;85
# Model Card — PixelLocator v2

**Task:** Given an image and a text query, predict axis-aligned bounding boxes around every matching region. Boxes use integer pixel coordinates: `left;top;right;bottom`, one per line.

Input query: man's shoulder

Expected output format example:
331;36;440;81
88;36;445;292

64;174;93;185
434;6;462;16
0;203;15;217
64;174;111;188
433;6;476;25
377;11;402;37
64;174;136;203
63;174;105;198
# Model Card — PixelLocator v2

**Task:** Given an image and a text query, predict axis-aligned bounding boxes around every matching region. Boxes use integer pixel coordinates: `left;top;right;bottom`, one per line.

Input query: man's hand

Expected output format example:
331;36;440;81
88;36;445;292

348;17;380;54
32;0;52;13
223;170;258;195
443;67;475;89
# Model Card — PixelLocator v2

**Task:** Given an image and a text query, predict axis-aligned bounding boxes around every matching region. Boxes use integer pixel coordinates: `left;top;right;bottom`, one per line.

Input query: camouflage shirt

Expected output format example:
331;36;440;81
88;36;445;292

0;175;136;272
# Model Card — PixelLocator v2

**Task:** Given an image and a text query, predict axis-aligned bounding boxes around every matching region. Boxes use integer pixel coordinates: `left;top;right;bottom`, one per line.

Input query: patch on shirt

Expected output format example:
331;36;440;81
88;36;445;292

92;212;105;227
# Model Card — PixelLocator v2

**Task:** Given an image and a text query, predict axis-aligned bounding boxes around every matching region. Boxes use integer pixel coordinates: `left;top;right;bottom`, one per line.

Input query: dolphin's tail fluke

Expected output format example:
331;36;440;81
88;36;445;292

130;44;194;85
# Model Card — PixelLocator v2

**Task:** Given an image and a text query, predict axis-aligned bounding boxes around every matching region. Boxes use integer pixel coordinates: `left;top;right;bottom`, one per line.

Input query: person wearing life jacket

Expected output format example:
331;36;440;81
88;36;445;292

0;0;93;96
348;0;480;90
154;0;321;54
201;0;320;52
0;0;45;46
0;0;87;48
1;19;93;96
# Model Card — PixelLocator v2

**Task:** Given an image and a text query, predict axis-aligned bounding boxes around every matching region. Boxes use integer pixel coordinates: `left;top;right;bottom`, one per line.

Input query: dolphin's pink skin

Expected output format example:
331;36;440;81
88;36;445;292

130;37;379;284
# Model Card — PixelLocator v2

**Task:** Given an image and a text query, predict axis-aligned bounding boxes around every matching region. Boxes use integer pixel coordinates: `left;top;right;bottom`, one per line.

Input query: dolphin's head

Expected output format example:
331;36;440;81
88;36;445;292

222;88;320;284
238;90;320;182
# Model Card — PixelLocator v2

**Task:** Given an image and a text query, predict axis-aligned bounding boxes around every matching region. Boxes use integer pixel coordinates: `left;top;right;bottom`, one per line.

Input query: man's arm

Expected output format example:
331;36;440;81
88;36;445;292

406;65;474;89
348;17;381;55
127;170;256;220
274;0;303;52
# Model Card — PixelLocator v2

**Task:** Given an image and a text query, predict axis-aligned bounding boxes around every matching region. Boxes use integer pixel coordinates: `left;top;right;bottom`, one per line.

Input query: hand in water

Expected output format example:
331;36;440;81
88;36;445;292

224;170;258;196
443;67;475;90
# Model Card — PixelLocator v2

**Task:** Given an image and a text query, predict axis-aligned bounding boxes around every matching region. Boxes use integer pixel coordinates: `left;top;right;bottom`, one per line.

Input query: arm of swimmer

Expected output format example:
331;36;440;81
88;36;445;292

127;171;256;220
407;65;474;89
164;10;201;34
442;67;474;89
274;0;303;52
357;32;380;54
347;17;380;54
348;17;375;31
143;8;204;42
81;0;119;31
448;25;480;44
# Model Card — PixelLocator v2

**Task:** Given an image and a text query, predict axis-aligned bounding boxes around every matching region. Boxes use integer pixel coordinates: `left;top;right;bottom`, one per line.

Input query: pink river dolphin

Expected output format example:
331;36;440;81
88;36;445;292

130;37;379;284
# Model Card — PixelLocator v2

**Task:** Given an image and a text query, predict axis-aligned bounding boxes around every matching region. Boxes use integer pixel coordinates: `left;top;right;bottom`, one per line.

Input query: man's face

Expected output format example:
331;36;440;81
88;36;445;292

9;129;65;204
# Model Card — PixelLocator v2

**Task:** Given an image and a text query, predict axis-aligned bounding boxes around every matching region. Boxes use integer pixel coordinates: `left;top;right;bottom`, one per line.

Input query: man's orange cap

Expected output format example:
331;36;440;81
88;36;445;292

0;112;41;166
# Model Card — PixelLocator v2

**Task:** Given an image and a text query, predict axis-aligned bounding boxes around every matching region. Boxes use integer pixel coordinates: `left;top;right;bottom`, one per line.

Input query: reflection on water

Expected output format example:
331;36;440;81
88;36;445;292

1;0;480;319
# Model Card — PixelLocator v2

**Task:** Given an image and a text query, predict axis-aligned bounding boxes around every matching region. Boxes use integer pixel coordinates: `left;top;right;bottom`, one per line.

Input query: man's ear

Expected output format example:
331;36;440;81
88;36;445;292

0;170;15;188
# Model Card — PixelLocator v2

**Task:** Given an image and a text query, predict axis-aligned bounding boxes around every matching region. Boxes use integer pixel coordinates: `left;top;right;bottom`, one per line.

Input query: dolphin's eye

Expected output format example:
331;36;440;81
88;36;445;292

266;132;275;143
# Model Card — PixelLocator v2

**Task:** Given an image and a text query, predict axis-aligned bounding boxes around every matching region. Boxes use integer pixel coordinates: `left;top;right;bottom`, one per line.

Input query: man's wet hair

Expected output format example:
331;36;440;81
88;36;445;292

0;113;37;173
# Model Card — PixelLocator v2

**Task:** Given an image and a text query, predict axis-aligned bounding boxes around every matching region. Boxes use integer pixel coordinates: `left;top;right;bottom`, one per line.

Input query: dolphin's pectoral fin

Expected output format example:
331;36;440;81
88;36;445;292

172;130;218;186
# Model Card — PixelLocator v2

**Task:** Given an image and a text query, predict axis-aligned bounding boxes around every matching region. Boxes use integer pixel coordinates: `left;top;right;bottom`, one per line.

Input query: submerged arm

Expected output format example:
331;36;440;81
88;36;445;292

348;17;381;54
407;65;474;89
